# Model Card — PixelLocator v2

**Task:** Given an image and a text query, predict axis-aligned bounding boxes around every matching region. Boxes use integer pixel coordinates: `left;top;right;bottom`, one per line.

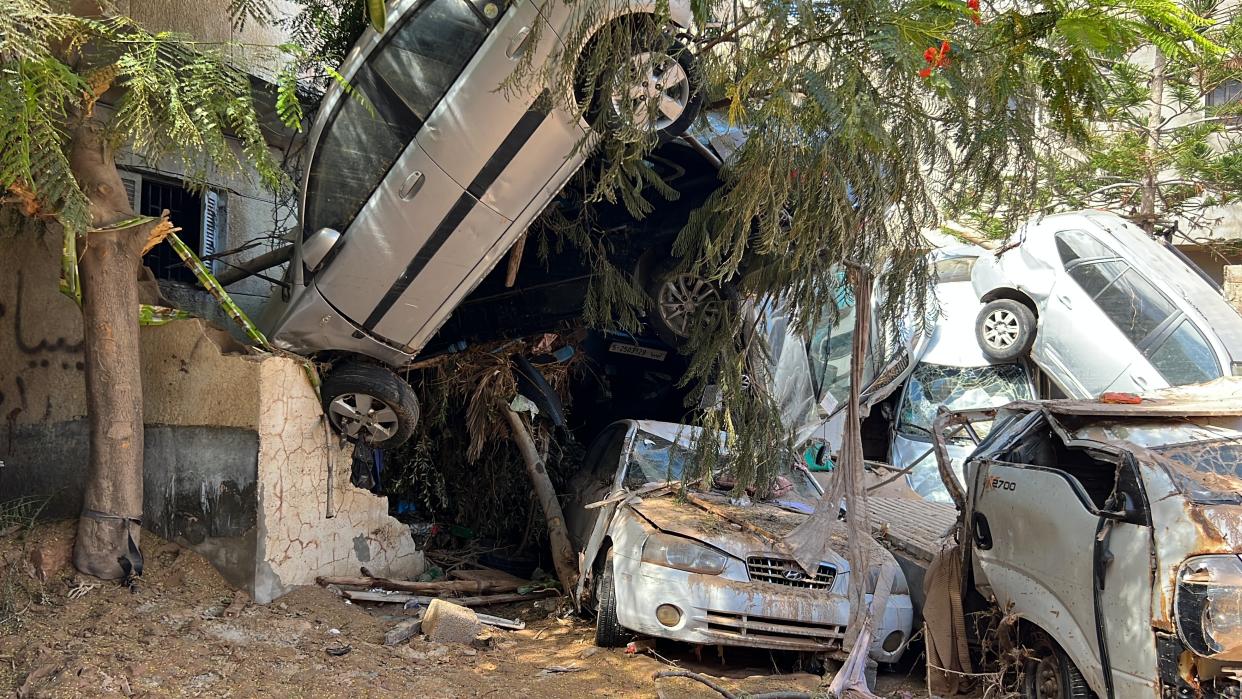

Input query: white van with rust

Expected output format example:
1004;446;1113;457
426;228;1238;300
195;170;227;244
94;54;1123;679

930;380;1242;698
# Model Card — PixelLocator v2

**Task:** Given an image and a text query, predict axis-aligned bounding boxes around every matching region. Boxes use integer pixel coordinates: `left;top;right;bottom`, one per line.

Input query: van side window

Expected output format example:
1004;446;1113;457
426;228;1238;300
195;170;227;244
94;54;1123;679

1055;230;1119;265
1148;320;1221;385
1066;259;1125;298
303;0;489;237
1092;268;1176;345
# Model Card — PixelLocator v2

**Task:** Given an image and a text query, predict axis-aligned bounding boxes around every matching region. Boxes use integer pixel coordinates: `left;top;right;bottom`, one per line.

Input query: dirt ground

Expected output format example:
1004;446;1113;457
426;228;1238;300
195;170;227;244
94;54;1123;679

0;522;929;698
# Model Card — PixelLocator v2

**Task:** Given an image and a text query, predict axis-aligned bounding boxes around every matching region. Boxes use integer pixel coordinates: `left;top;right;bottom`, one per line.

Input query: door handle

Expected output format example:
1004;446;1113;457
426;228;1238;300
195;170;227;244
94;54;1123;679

972;512;993;550
506;26;532;60
1057;295;1073;309
399;170;425;200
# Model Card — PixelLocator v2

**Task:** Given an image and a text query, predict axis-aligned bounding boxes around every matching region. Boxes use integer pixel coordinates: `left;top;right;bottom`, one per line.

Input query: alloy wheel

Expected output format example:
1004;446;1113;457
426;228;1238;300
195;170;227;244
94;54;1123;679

657;273;722;338
327;392;400;443
611;51;691;132
982;308;1020;351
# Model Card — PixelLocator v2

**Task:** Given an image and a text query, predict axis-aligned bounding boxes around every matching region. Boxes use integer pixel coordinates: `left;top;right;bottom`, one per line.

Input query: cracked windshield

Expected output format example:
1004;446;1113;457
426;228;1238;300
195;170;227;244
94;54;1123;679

898;363;1033;440
625;429;821;511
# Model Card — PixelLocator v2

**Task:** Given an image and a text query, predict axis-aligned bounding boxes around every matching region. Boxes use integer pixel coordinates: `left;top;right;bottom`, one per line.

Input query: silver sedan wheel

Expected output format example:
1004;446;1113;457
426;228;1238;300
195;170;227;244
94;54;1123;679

327;393;400;443
611;51;691;132
657;273;722;338
981;308;1021;351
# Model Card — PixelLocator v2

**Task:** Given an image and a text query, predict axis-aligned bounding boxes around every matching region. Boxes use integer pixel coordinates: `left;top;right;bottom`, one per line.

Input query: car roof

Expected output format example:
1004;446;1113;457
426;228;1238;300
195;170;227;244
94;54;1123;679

921;280;994;367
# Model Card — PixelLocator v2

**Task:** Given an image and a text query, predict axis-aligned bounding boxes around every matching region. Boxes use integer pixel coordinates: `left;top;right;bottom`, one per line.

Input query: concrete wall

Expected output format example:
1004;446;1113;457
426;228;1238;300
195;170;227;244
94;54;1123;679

0;229;422;601
1227;266;1242;315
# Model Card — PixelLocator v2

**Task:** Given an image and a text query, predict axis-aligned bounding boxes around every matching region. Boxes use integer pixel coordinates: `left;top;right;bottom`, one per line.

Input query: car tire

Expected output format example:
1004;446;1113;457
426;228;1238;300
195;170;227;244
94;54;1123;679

1022;629;1094;699
321;363;419;449
594;551;628;647
644;259;734;348
586;27;702;143
975;299;1036;361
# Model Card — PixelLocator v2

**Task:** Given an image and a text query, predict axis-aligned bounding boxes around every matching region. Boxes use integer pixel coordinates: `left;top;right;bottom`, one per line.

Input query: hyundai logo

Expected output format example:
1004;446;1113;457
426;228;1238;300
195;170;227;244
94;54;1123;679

783;569;805;581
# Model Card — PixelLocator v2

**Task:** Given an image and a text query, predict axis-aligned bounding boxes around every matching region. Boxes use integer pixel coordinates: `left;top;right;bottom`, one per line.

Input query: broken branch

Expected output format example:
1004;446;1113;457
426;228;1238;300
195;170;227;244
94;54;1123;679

316;576;521;594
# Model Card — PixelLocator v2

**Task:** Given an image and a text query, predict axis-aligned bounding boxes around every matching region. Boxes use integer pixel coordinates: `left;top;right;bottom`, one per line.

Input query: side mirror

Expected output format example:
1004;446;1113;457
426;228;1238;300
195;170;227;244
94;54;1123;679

303;227;342;273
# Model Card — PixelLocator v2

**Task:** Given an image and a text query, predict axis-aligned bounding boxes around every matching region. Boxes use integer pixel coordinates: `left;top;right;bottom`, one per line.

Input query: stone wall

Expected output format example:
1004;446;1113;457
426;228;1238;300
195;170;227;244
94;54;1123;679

0;229;422;601
1227;265;1242;315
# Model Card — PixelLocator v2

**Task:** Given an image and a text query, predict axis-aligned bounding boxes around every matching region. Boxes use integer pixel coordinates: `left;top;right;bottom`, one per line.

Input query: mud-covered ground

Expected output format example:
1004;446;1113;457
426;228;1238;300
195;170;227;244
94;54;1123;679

0;522;929;698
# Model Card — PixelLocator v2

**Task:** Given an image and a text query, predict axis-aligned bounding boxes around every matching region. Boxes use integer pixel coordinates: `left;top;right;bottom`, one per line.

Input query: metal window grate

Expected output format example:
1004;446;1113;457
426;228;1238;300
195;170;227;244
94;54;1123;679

746;557;836;590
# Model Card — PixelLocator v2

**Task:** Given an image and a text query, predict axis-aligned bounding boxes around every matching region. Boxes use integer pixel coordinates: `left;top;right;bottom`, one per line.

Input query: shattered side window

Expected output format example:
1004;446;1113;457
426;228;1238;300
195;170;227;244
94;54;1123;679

1152;438;1242;504
897;363;1033;439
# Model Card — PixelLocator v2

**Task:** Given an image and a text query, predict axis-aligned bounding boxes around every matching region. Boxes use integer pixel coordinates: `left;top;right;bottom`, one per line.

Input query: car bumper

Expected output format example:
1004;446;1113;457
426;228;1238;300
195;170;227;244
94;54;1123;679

611;553;914;662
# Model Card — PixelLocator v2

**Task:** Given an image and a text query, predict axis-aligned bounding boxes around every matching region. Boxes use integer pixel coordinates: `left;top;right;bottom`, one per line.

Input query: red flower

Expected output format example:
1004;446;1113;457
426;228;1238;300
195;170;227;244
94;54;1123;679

966;0;979;10
919;67;933;79
940;41;951;56
924;46;938;63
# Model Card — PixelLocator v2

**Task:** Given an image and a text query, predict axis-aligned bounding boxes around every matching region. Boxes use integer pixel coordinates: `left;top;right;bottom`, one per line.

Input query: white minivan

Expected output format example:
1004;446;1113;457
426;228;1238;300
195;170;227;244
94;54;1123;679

970;210;1242;399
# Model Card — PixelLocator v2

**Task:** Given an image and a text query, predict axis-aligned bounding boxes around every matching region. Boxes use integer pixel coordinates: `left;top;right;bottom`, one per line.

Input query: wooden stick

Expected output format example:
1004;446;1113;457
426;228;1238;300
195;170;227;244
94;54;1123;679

316;576;521;594
584;481;680;510
685;493;784;543
384;616;422;645
342;588;557;607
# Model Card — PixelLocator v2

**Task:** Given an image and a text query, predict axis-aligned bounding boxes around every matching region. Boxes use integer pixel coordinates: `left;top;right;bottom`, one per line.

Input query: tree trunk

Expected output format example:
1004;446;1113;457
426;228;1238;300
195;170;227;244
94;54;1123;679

1140;47;1167;235
503;407;578;596
69;121;155;579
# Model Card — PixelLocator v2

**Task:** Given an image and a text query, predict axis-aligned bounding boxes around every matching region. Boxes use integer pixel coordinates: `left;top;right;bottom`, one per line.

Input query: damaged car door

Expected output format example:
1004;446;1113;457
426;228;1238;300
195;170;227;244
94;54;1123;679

966;411;1157;697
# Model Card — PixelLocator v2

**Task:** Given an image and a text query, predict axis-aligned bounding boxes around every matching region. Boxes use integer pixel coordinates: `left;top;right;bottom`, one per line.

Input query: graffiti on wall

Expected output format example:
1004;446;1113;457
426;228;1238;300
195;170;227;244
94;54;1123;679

0;268;85;437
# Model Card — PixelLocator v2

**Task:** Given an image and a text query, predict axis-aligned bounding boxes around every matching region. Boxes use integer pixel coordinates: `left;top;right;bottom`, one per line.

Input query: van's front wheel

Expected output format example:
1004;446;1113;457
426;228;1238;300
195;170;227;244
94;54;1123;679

321;363;420;449
1023;629;1094;699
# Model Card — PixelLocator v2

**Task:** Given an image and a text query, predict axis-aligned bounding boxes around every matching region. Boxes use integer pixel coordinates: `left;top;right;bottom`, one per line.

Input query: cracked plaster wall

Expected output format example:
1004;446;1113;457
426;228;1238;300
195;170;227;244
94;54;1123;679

0;232;422;601
252;355;424;602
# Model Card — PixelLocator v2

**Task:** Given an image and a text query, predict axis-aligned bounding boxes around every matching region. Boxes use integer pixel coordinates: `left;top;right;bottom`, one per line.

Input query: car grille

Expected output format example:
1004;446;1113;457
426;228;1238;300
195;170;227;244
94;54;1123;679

746;557;836;590
704;610;845;651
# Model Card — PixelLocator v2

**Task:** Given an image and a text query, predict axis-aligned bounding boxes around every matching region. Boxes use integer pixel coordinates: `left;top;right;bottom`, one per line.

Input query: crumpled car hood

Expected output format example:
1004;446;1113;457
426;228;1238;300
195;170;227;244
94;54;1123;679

628;492;811;560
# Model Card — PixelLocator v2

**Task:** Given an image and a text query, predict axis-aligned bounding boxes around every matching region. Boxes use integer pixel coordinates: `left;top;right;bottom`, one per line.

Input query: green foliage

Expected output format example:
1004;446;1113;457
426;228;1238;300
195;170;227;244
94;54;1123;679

0;1;287;236
498;0;1208;488
1033;0;1242;235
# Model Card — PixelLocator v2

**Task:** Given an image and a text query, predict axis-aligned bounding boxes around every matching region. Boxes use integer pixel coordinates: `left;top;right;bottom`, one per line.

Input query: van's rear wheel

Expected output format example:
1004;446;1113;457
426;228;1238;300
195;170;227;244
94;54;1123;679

976;299;1036;361
582;21;702;142
1023;629;1094;699
321;363;419;449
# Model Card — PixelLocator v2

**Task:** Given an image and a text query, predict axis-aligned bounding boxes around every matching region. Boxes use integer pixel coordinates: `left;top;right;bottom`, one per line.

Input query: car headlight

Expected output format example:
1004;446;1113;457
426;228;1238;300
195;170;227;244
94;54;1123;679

1176;555;1242;657
641;533;728;574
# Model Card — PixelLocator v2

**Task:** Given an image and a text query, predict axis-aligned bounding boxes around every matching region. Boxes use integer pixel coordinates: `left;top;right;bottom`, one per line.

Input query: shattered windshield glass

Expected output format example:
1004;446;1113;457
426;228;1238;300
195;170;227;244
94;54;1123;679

1152;438;1242;504
897;363;1032;439
625;430;821;510
1087;421;1242;504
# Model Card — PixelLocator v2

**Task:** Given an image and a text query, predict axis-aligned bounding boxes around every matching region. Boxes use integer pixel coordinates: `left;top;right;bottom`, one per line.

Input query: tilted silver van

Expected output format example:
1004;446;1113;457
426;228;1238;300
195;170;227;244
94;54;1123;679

260;0;702;446
970;209;1242;399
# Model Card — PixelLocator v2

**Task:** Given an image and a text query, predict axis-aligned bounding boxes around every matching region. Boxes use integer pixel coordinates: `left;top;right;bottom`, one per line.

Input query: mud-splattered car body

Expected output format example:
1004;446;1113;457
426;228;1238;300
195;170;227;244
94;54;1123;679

565;420;914;660
945;378;1242;697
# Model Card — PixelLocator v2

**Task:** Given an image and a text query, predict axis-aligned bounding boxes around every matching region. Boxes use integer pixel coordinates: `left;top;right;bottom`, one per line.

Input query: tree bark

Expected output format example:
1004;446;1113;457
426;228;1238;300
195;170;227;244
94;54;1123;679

1140;47;1167;235
69;121;156;579
503;407;578;597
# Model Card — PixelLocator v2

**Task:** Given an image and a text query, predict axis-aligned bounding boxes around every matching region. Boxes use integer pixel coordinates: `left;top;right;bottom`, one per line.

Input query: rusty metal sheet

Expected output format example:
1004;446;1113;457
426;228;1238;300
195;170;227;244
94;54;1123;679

1005;376;1242;418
